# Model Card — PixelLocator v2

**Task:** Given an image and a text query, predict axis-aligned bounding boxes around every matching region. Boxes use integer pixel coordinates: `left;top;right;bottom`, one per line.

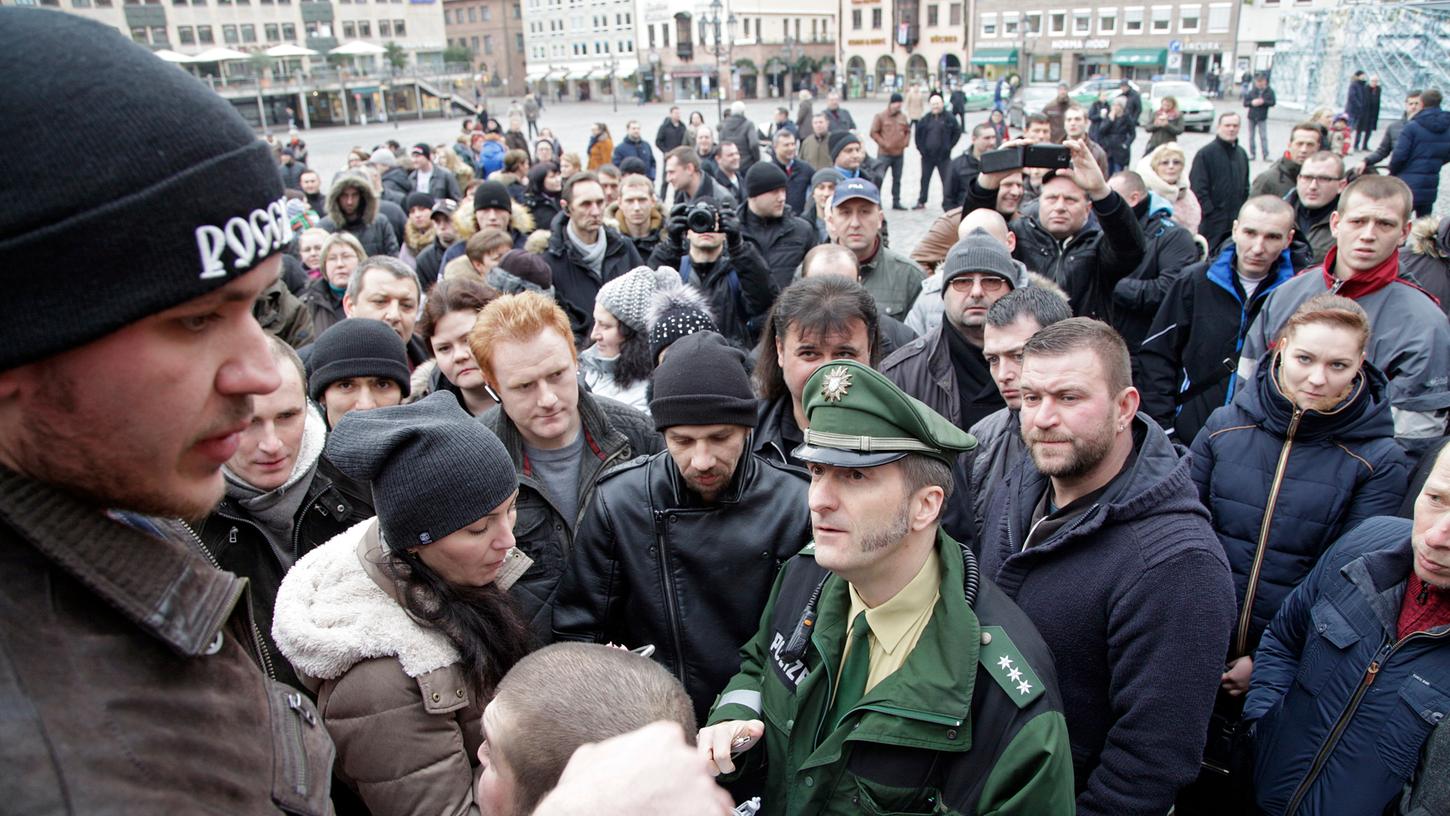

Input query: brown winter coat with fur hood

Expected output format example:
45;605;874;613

1400;215;1450;318
319;173;401;257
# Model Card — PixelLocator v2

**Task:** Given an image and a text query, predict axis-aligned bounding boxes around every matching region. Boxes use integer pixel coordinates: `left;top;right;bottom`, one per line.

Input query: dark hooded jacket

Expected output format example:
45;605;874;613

1244;518;1450;816
524;164;563;232
1190;354;1409;660
979;417;1237;816
605;199;666;260
1138;243;1295;443
1399;214;1450;318
254;275;314;349
1111;192;1202;357
775;156;816;216
318;174;401;257
739;202;817;289
552;450;811;724
299;274;348;340
1391;106;1450;211
544;213;644;346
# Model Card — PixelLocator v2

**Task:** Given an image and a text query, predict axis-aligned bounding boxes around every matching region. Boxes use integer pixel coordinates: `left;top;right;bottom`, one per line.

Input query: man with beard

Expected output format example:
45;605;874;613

978;318;1235;816
0;10;334;809
700;360;1075;814
554;331;812;723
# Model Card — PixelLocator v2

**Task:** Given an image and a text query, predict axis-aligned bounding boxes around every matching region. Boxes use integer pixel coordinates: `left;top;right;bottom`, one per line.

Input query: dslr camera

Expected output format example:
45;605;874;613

685;200;722;233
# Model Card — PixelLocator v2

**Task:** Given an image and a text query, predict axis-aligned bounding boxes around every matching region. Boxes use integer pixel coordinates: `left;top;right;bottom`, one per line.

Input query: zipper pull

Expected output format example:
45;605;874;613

1363;660;1381;688
229;527;238;544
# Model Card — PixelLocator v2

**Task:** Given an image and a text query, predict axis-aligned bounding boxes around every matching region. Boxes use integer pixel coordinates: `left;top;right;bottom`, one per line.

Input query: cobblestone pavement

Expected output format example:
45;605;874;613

301;93;1448;252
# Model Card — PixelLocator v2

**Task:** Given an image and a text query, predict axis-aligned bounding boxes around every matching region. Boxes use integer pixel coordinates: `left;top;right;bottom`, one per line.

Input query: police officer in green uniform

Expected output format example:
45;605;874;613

699;360;1075;815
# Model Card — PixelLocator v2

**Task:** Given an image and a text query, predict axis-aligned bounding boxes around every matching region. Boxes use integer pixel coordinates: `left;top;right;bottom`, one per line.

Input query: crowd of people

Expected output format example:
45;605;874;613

5;8;1450;816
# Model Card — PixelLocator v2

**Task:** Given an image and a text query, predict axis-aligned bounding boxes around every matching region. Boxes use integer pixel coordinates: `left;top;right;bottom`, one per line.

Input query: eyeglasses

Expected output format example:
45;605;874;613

949;275;1009;293
1300;174;1343;185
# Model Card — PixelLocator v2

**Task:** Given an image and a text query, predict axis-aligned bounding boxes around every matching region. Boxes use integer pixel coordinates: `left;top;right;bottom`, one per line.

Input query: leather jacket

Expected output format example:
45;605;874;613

552;449;812;724
0;467;335;815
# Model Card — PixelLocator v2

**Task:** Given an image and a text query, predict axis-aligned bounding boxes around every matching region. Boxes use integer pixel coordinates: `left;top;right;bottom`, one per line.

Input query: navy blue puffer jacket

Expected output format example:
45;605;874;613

1190;351;1410;659
1389;106;1450;211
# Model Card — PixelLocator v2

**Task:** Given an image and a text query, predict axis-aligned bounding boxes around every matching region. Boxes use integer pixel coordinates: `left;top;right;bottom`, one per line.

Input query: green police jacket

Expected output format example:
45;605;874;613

708;530;1075;816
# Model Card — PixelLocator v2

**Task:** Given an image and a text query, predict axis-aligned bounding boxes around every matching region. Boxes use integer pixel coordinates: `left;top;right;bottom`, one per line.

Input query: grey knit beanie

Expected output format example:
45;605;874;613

939;229;1026;293
596;267;678;334
326;392;517;551
1;9;288;369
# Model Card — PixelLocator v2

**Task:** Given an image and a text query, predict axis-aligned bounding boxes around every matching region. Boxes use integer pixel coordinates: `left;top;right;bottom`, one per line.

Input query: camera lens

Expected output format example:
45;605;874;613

686;202;719;233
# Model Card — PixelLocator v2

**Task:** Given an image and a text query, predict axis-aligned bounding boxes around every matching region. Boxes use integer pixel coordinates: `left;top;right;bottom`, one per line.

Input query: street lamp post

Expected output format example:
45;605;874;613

784;35;799;107
608;54;618;113
702;0;737;122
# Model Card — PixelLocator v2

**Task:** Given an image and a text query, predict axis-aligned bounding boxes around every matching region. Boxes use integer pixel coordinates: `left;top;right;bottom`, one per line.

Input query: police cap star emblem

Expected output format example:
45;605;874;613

820;365;853;403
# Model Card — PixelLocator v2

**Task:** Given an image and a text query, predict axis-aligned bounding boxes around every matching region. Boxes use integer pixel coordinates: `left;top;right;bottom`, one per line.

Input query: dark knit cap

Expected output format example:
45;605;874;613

305;318;412;401
745;161;789;197
939;228;1025;293
496;249;552;289
326;392;517;551
404;192;435;213
811;167;844;190
0;9;287;369
618;156;649;177
829;131;861;162
648;282;717;361
473;180;513;214
890;92;904;104
650;332;757;430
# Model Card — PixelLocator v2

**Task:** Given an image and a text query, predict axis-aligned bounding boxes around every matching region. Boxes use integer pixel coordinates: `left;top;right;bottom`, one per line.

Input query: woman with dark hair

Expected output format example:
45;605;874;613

273;394;533;816
524;161;563;229
1179;294;1409;812
580;266;677;412
412;277;501;416
750;276;882;468
986;108;1010;144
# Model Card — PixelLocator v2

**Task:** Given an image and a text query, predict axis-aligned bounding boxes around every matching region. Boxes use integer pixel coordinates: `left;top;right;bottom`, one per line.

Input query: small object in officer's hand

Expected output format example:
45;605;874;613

733;797;762;816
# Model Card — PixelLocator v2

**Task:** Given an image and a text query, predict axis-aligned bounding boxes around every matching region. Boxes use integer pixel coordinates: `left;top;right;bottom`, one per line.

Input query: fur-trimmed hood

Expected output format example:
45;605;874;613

326;172;379;228
1408;214;1450;259
451;196;536;243
272;518;460;681
604;200;666;236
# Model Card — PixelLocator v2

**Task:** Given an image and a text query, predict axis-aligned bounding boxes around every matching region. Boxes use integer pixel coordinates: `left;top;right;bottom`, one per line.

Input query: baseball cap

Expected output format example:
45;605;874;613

831;178;882;208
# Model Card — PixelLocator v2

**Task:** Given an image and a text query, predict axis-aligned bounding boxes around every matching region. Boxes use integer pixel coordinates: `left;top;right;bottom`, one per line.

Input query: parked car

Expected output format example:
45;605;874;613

956;79;996;112
1142;80;1214;131
1070;77;1142;106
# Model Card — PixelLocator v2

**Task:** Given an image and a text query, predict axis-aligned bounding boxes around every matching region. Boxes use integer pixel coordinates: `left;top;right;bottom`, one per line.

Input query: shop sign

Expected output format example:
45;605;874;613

847;37;886;45
1184;41;1223;52
1050;38;1108;50
929;34;958;43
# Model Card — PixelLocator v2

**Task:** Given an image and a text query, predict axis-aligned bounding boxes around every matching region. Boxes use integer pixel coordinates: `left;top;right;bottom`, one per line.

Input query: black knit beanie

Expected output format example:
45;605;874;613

647;282;717;362
326;392;517;551
306;319;412;401
0;9;287;370
650;332;757;430
404;192;435;213
745;162;789;198
829;131;861;163
473;180;513;214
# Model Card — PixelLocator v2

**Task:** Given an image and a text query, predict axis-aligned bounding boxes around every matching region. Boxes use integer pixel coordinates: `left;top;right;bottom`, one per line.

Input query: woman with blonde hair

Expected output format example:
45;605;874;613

1136;142;1202;233
1143;96;1185;154
300;232;367;335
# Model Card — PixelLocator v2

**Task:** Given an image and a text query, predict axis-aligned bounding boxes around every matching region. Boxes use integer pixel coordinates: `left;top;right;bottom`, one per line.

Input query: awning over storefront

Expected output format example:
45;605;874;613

970;48;1018;66
1112;48;1166;66
526;68;549;81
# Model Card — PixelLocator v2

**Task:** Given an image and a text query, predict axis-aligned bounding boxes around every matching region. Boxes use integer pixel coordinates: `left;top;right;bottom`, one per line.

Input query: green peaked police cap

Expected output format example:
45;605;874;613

793;361;977;468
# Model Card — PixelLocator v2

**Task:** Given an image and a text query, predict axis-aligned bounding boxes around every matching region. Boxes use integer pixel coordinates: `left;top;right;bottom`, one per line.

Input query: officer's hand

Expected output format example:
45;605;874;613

1221;656;1254;696
534;722;735;816
697;719;765;776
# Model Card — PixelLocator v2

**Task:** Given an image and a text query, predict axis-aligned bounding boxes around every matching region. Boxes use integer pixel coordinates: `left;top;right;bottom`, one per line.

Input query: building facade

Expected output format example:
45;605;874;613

970;0;1239;87
839;0;968;96
521;0;640;102
443;0;528;96
634;0;835;104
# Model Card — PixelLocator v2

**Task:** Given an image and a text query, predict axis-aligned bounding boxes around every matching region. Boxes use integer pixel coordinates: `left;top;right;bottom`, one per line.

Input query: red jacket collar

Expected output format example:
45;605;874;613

1319;245;1400;300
